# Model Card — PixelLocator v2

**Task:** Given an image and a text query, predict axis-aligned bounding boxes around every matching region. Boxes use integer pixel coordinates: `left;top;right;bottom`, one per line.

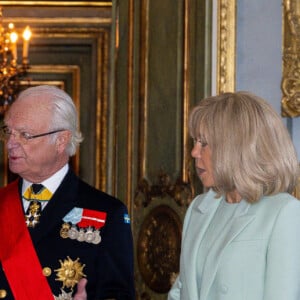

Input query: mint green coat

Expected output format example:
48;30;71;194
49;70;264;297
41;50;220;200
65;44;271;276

168;189;300;300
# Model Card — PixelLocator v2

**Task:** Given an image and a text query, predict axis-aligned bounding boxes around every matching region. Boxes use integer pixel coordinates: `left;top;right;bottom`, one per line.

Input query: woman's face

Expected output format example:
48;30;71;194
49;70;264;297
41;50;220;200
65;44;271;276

191;138;215;188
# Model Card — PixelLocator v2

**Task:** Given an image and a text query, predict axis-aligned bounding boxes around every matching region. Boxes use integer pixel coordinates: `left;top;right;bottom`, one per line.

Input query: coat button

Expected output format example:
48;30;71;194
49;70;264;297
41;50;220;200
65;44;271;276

220;285;228;294
43;267;52;277
0;289;7;298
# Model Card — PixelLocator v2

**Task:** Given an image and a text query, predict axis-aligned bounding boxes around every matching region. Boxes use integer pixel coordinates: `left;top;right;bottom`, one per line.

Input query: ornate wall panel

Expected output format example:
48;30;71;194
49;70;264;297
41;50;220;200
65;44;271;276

0;2;113;191
281;0;300;117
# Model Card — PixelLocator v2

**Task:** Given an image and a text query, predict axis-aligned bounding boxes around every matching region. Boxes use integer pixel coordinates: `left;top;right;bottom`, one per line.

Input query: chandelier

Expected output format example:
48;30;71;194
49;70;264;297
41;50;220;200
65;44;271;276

0;7;31;114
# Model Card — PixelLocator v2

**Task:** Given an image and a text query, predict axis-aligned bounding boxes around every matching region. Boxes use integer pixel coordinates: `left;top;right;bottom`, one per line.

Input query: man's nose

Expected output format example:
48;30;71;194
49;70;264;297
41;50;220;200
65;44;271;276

6;133;20;148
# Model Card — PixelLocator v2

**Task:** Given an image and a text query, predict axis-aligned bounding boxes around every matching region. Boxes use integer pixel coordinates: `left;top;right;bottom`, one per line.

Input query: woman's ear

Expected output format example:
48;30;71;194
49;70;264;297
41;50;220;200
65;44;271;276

56;130;71;152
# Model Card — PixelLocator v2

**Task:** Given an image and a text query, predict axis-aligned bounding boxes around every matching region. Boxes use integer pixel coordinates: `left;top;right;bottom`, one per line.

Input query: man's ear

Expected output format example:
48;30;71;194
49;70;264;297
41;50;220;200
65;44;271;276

56;130;71;152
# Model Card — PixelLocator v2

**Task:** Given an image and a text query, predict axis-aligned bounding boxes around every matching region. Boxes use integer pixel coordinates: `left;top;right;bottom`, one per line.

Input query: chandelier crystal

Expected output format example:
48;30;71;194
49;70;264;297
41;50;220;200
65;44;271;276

0;7;31;114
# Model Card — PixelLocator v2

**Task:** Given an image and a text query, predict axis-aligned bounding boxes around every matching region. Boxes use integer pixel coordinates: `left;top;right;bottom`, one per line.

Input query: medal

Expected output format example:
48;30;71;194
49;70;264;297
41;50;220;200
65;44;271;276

84;227;94;243
77;228;85;242
60;207;107;244
68;226;79;240
55;256;86;289
60;223;71;239
54;289;73;300
25;201;41;228
92;229;101;244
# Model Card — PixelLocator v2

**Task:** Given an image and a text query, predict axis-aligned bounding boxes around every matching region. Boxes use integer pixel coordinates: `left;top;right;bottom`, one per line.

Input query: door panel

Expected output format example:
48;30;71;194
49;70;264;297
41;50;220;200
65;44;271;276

113;0;210;298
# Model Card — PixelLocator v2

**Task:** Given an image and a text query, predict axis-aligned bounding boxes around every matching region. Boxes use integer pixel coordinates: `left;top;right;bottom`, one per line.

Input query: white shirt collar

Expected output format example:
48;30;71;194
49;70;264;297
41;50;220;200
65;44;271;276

22;164;69;195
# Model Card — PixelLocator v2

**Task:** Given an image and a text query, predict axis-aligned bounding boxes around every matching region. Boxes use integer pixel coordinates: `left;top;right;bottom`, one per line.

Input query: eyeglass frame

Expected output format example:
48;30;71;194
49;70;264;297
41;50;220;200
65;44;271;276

0;126;66;143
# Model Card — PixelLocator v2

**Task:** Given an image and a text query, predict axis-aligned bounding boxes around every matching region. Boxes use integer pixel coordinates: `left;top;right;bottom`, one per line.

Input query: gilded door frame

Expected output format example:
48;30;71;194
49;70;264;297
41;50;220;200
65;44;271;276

216;0;236;94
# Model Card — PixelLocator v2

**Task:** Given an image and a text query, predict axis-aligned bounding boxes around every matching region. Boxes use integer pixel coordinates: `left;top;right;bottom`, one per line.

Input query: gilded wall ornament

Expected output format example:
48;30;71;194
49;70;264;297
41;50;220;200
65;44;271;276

134;173;192;208
217;0;236;93
137;205;182;293
282;0;300;117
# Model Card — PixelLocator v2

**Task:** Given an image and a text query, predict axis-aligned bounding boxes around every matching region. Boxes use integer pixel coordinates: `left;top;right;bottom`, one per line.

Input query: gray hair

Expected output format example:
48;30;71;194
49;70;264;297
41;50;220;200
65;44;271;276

17;85;83;156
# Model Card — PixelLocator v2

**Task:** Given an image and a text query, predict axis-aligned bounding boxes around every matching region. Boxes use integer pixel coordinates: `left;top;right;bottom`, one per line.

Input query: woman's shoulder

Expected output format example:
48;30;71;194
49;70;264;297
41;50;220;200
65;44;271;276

252;192;300;216
262;192;300;205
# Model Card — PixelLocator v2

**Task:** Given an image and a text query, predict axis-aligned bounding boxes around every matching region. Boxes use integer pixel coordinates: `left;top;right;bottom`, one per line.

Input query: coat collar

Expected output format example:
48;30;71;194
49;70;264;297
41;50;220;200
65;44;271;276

195;189;250;216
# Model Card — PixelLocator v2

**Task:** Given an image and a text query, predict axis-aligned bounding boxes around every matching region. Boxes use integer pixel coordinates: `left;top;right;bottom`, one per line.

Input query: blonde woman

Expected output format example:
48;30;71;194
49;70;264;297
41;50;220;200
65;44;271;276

168;91;300;300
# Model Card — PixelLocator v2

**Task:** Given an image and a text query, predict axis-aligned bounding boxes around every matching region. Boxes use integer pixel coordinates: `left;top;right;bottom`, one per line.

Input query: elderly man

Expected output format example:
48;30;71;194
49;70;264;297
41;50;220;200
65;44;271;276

0;85;135;299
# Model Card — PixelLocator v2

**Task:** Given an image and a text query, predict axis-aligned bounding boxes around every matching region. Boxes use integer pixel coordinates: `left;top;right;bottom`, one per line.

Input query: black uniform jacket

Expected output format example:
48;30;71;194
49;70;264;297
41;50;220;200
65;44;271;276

0;169;135;299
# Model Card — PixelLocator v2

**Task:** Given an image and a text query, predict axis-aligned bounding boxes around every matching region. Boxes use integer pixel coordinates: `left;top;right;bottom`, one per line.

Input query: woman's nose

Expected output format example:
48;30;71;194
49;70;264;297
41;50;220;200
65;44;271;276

191;143;201;158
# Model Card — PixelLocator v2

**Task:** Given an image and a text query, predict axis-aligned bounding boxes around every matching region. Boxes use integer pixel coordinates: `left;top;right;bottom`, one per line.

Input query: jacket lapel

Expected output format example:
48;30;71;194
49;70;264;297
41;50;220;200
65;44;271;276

181;190;222;299
199;199;255;299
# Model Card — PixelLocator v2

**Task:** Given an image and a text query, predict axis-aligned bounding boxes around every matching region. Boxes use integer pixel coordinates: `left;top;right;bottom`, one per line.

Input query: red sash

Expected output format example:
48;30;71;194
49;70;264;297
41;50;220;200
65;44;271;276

0;180;53;299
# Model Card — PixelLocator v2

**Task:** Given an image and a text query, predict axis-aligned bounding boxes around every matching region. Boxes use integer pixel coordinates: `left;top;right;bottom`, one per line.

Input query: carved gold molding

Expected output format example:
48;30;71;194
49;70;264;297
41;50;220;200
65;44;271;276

137;205;182;293
281;0;300;117
0;1;111;6
217;0;236;93
126;0;135;212
5;18;111;25
134;172;193;209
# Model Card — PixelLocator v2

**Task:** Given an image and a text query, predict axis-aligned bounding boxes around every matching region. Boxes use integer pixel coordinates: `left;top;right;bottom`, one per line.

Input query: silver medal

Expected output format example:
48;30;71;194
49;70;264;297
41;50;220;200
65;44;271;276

92;229;101;244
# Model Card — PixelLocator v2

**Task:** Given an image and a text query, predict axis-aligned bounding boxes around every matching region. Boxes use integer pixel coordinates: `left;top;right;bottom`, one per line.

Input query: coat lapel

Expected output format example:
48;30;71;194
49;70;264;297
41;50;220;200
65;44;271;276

181;190;222;299
199;199;255;299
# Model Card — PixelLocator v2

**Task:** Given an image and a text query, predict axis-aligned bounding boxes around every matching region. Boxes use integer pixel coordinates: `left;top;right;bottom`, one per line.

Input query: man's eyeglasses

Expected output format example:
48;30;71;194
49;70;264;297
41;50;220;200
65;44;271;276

0;126;66;144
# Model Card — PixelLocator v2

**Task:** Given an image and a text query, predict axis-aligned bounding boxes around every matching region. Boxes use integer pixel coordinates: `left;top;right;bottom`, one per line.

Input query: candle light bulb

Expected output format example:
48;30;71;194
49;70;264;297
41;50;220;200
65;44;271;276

8;23;14;30
22;26;31;60
10;31;18;61
23;26;31;41
10;32;18;43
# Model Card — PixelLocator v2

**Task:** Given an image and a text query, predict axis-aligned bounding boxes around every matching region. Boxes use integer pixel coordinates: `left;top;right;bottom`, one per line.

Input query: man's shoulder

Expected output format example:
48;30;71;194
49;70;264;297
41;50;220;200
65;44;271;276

61;171;128;213
76;178;127;211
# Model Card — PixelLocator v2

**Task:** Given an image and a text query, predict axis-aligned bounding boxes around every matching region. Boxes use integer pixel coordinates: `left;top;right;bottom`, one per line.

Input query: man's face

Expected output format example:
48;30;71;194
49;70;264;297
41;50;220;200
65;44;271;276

4;96;67;182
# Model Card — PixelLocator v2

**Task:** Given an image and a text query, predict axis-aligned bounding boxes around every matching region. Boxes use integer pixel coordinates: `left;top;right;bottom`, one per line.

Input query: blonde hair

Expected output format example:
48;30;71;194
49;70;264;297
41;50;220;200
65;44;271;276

189;91;299;202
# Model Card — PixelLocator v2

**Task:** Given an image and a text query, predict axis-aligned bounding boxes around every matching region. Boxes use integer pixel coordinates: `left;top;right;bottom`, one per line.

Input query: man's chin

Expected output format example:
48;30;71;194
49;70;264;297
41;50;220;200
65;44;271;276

8;163;24;175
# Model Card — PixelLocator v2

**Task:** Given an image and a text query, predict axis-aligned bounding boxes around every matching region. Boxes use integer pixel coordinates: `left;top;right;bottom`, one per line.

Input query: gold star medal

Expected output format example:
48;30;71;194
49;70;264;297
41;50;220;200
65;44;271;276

55;256;86;290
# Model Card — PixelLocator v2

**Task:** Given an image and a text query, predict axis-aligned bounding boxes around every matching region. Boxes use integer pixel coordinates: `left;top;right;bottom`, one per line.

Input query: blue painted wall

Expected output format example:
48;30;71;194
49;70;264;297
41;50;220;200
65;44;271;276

236;0;300;159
